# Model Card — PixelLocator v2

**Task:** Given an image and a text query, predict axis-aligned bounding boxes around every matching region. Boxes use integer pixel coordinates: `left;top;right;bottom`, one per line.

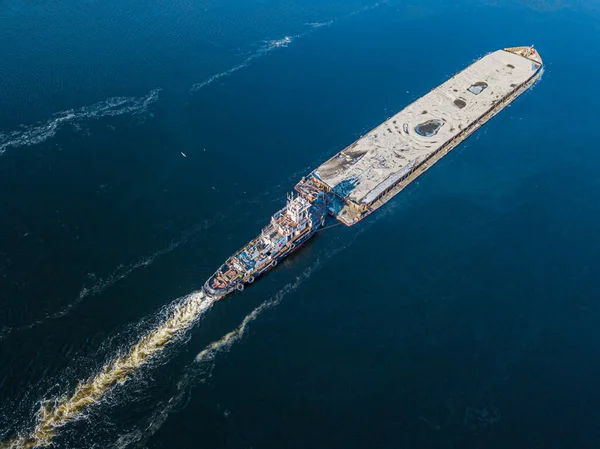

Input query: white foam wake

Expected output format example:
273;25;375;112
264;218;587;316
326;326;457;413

189;35;300;93
0;89;161;155
189;1;388;94
1;291;214;449
305;20;335;28
105;265;319;449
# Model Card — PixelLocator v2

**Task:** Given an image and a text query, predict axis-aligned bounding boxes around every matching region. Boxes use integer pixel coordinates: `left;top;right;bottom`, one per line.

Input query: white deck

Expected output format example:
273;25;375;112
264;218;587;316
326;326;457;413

313;49;542;206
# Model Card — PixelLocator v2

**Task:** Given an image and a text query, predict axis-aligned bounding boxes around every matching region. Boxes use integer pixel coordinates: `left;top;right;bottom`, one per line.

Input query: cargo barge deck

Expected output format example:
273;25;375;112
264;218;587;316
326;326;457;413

295;46;543;226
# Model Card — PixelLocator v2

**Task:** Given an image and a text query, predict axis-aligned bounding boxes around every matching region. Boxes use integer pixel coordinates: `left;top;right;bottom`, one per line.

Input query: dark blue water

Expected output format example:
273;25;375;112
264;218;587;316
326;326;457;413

1;0;600;448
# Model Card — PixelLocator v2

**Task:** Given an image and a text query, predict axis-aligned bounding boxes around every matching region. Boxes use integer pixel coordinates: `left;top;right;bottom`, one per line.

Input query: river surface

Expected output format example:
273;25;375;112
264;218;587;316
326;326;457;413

1;1;600;448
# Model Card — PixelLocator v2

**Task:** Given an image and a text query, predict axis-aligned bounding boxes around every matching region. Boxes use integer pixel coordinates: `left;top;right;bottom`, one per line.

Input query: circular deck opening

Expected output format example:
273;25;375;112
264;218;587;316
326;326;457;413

415;119;444;137
467;81;488;95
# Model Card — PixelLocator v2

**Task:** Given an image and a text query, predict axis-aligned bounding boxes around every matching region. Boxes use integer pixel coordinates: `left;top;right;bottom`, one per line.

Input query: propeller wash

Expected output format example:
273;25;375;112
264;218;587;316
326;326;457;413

4;292;213;449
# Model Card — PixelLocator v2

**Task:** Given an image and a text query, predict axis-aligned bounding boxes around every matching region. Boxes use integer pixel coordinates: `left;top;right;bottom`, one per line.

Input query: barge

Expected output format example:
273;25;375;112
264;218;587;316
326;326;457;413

295;46;543;225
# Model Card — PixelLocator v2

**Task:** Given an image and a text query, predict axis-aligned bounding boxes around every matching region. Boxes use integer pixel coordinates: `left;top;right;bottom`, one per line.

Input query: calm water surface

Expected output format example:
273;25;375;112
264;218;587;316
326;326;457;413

1;1;600;448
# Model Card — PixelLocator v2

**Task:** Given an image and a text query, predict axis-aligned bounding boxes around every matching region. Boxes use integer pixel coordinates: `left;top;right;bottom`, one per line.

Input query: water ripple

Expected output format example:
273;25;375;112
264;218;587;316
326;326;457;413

0;89;161;156
0;214;222;342
189;1;386;93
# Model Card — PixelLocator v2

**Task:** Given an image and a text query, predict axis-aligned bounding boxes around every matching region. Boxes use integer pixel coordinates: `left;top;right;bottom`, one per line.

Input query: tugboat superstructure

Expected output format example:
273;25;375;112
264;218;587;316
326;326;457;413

203;193;327;299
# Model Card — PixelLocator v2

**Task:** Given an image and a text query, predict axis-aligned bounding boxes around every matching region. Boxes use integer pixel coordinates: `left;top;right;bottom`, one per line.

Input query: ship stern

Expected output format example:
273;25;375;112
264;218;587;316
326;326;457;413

202;270;240;300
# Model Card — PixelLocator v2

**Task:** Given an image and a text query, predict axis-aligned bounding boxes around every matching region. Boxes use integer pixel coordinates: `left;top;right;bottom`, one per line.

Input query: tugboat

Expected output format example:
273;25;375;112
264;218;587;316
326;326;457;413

202;192;327;300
